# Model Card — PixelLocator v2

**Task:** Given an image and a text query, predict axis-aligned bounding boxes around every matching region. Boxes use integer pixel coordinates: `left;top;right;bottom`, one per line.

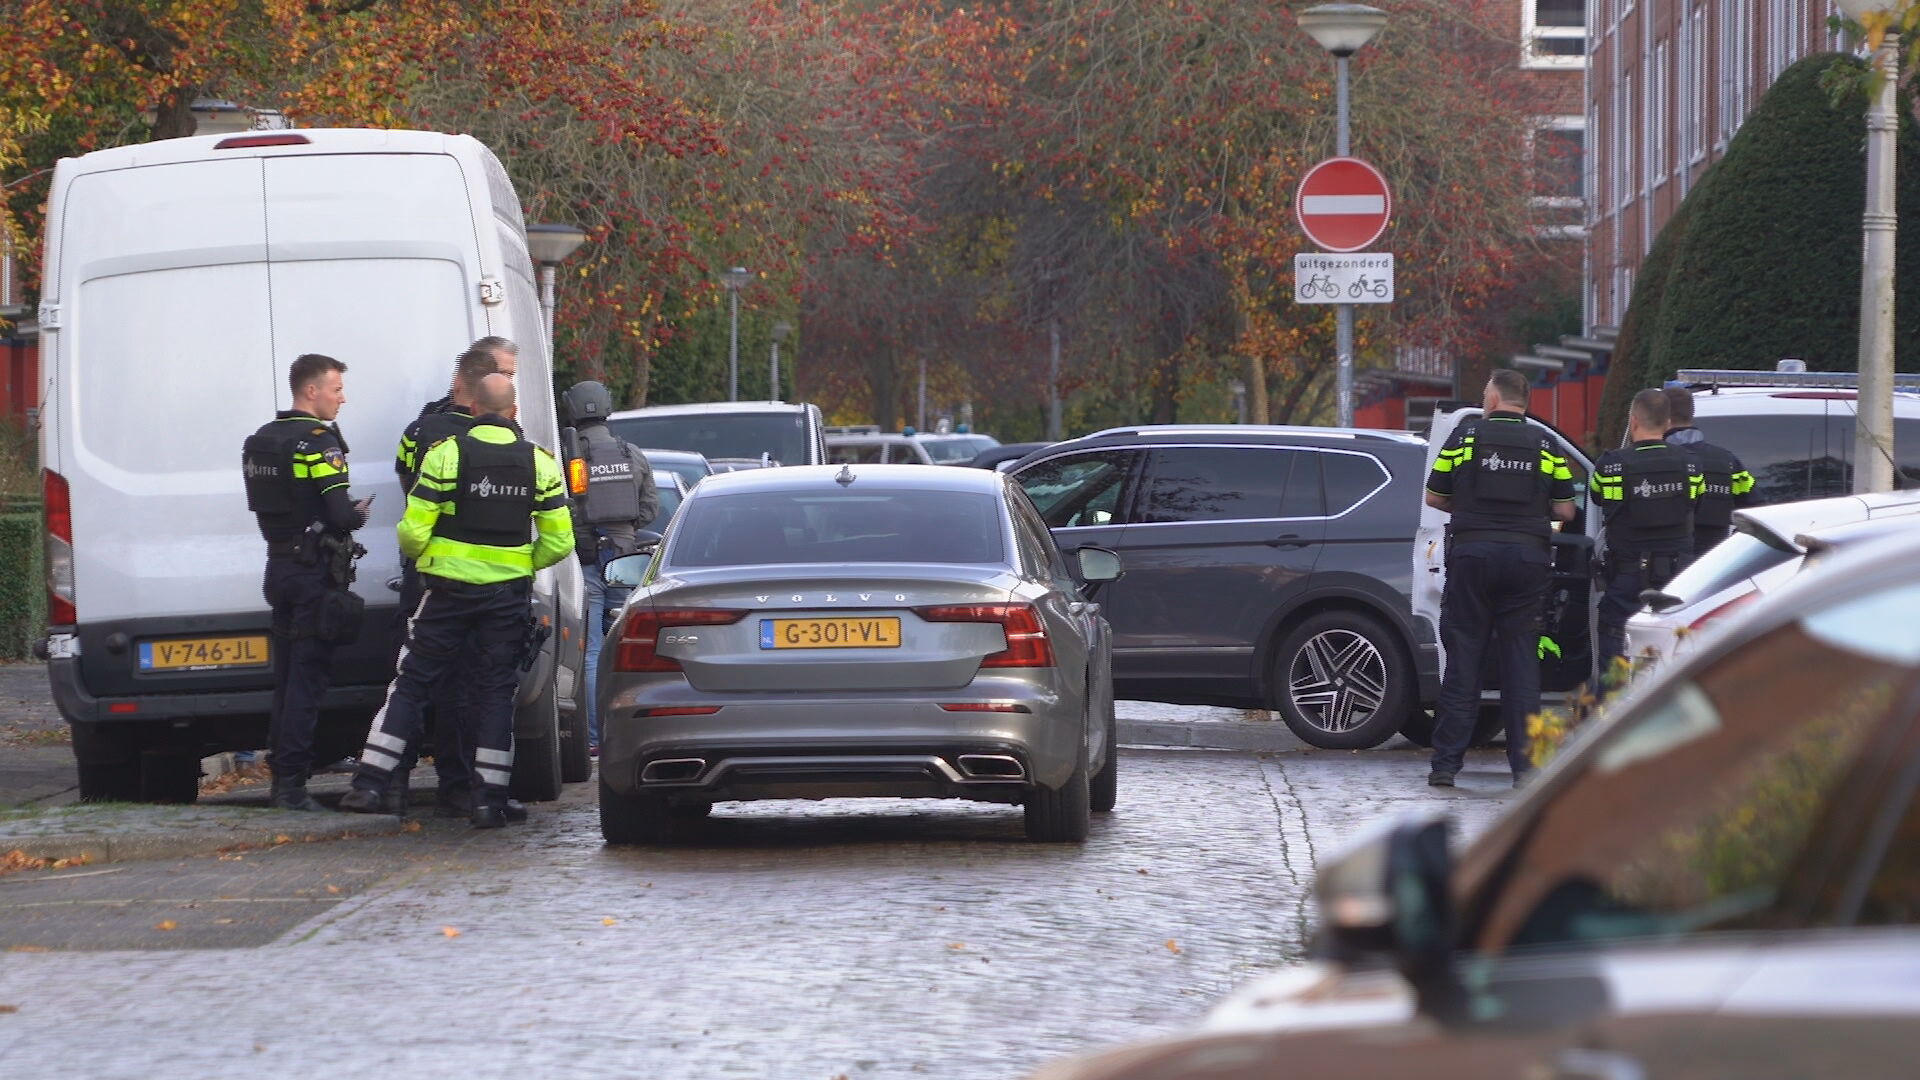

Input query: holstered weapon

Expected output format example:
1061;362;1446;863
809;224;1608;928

519;615;552;672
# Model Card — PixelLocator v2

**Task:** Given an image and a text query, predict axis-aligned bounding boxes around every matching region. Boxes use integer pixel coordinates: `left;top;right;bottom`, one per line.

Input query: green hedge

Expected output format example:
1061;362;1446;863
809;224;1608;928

0;511;43;660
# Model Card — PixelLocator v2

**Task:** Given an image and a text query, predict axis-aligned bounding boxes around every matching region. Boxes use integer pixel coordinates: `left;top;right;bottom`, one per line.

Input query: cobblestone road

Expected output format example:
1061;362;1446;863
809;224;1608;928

0;743;1519;1080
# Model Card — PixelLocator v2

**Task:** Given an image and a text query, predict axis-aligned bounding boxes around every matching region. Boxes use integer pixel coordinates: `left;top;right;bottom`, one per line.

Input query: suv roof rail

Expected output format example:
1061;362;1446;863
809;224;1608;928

1081;423;1415;442
1677;367;1920;392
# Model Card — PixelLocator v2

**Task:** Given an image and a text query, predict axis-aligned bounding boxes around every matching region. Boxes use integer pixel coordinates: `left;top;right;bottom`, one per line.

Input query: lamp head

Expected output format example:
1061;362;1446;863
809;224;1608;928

721;266;753;291
1298;3;1389;58
526;223;589;266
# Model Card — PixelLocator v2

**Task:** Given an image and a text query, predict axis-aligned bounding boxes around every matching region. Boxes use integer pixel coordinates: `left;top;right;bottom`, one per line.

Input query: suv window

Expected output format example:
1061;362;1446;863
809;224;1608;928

1321;451;1388;516
1696;412;1920;506
1469;578;1920;953
1138;447;1298;523
1017;450;1136;528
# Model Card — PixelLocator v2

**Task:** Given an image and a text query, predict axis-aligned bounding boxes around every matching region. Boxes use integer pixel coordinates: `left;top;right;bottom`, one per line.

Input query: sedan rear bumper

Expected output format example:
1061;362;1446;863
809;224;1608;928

599;693;1084;802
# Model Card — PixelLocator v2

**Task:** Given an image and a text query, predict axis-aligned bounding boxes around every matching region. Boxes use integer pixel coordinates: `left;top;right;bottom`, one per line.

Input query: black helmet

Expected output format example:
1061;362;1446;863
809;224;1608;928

562;380;614;426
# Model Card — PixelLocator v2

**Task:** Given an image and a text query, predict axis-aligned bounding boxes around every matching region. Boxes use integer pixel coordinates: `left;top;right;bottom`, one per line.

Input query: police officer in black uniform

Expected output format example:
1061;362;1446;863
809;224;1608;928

243;354;367;811
1423;369;1577;788
560;380;658;755
1662;385;1755;560
1593;388;1703;672
340;374;573;827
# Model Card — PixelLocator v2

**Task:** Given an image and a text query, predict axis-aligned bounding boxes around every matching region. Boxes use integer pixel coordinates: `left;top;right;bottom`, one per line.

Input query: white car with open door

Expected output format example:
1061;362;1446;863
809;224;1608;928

1403;405;1602;746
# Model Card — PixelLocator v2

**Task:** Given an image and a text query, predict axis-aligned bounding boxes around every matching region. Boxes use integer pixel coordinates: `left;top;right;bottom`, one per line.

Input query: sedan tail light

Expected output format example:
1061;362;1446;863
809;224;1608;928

44;469;75;626
1689;589;1758;632
915;603;1055;668
613;608;745;672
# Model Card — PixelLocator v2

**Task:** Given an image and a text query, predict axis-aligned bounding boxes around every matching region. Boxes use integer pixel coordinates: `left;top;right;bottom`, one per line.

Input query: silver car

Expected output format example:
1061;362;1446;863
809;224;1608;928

596;464;1123;844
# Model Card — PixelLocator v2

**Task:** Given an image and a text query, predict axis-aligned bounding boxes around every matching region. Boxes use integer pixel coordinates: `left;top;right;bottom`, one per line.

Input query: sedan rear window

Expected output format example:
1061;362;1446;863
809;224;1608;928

1661;532;1797;606
668;491;1006;566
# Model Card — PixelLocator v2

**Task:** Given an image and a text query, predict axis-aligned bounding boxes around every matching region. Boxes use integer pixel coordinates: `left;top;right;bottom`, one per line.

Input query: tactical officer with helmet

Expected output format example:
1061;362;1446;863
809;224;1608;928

243;354;369;812
340;374;573;826
560;380;658;755
1423;369;1577;788
1662;385;1754;560
1594;388;1704;671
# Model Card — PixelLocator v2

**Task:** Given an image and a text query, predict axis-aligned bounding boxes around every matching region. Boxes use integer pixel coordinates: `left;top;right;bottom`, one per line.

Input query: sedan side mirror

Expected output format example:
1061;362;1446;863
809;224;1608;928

1315;812;1457;1007
604;552;652;587
1074;545;1124;584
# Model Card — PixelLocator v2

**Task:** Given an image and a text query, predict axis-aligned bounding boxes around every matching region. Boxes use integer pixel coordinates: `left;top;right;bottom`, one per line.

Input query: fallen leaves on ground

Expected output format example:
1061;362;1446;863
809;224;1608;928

325;885;343;895
1164;939;1181;955
213;918;237;926
7;946;46;953
601;917;617;926
272;835;292;845
946;942;966;950
0;850;91;877
441;926;461;938
0;722;68;747
153;920;178;932
198;762;271;796
0;1004;18;1013
402;821;423;833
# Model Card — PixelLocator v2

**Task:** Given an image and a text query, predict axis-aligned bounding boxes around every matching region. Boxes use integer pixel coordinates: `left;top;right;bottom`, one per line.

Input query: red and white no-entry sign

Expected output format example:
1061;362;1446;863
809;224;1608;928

1295;157;1393;253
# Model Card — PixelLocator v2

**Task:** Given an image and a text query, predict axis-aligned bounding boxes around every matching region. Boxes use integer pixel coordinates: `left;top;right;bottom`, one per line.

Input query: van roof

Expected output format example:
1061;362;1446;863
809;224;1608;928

1692;389;1920;418
58;128;475;175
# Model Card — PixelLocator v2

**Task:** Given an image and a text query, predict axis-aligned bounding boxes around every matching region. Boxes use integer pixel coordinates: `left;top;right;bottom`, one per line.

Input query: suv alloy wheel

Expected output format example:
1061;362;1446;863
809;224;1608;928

1270;610;1412;749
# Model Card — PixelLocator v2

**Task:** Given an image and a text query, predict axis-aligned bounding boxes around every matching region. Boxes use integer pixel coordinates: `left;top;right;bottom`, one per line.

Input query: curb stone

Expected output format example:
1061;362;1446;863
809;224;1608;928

0;806;408;868
1118;719;1310;753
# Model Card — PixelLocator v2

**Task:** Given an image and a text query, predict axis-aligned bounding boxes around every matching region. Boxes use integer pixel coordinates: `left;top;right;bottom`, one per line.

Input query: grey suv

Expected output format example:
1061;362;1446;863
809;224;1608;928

1010;425;1436;748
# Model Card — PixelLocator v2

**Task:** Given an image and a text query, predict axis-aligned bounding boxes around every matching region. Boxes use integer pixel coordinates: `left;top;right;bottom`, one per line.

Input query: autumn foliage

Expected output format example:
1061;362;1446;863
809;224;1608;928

3;0;1570;435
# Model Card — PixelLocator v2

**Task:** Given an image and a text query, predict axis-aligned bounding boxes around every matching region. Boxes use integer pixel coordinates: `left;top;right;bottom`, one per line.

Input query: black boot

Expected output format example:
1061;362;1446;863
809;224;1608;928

471;803;508;829
382;770;411;817
268;776;323;812
337;782;389;814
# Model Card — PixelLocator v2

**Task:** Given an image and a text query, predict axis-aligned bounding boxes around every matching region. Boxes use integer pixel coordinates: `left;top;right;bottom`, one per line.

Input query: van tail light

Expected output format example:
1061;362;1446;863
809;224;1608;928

43;469;75;626
916;603;1056;668
613;609;745;672
1689;589;1757;632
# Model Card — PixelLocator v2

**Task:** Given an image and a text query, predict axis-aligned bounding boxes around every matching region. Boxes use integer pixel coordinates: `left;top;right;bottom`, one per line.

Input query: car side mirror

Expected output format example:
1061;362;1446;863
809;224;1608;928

1315;812;1457;1007
604;552;652;587
1074;545;1123;584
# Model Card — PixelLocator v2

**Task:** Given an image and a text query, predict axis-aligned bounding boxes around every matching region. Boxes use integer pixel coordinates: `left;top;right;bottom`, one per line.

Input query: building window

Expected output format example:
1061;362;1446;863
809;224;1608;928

1690;4;1708;162
1533;117;1586;204
1524;0;1586;67
1651;41;1670;188
1621;70;1636;205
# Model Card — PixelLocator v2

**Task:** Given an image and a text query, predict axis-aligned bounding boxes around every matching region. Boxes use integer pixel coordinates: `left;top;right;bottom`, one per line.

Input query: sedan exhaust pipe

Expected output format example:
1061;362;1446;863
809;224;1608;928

641;757;708;783
956;754;1025;780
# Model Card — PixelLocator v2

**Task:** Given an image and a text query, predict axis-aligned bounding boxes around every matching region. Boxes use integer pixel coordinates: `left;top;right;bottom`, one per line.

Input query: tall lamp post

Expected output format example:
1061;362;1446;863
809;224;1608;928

771;320;793;402
1838;0;1899;493
1299;3;1387;429
526;223;589;356
721;266;752;402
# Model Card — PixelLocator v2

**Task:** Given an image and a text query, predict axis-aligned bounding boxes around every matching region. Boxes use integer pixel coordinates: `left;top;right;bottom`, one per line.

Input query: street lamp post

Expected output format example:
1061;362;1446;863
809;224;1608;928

1838;0;1899;493
771;320;792;402
1229;378;1248;424
721;266;752;403
1299;3;1387;429
526;223;589;358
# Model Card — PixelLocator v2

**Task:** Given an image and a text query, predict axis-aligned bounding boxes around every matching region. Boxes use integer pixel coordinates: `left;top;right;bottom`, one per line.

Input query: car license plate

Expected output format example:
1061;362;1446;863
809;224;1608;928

138;635;271;672
760;617;902;650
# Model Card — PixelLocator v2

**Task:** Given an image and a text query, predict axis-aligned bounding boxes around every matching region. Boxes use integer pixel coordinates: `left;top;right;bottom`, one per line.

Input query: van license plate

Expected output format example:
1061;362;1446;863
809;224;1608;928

138;636;271;672
760;618;902;649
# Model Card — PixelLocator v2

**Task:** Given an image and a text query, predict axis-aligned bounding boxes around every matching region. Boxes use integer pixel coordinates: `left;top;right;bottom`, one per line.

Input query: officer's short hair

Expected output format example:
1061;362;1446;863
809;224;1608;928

1662;385;1695;424
1487;369;1529;408
473;335;519;358
453;344;503;398
289;353;346;397
475;372;516;416
1631;388;1672;431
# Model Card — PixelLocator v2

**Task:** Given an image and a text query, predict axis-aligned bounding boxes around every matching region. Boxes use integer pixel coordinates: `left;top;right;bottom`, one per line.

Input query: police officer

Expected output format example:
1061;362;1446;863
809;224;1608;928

1662;385;1754;559
243;354;368;812
339;374;572;826
1422;369;1577;788
379;343;512;816
1594;388;1704;671
560;380;659;755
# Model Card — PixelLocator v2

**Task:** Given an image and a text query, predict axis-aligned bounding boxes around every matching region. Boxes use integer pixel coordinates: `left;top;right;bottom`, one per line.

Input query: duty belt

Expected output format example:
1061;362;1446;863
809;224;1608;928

266;539;307;558
1448;528;1549;551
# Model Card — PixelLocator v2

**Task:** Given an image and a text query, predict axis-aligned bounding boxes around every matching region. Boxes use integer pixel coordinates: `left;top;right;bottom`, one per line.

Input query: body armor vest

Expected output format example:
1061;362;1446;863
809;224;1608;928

406;410;478;487
582;436;642;525
434;434;537;549
1613;446;1692;547
243;422;312;541
1682;441;1741;530
1454;420;1551;517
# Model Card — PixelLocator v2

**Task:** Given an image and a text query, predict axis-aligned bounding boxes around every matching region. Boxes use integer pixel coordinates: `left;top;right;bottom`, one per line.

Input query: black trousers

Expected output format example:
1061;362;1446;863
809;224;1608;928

265;556;335;783
395;560;473;798
355;575;530;806
1598;550;1686;671
1432;543;1549;776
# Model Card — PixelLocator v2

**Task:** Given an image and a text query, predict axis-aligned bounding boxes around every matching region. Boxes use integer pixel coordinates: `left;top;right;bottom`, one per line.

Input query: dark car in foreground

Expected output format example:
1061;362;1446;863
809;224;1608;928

1010;425;1436;749
1033;531;1920;1080
595;464;1122;844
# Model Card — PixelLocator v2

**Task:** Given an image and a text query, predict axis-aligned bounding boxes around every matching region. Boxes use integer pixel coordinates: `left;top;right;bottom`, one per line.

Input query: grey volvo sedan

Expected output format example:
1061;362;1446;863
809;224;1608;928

595;464;1123;844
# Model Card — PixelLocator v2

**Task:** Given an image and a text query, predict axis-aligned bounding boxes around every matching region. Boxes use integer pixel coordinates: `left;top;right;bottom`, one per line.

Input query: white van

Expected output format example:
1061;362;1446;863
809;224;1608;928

35;129;588;803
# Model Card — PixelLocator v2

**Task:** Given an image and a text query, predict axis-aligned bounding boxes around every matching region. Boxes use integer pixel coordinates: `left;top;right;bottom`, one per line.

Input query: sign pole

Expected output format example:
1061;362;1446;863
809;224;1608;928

1334;53;1355;427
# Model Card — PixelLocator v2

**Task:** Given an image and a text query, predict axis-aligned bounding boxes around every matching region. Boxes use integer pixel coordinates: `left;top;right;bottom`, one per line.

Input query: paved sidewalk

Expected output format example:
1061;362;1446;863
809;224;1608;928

0;662;76;809
1117;700;1425;753
0;802;407;867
